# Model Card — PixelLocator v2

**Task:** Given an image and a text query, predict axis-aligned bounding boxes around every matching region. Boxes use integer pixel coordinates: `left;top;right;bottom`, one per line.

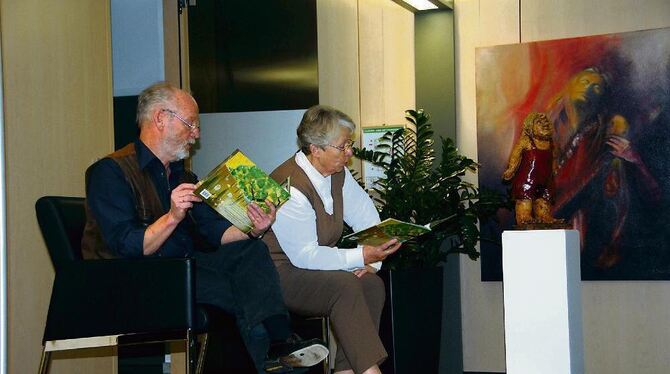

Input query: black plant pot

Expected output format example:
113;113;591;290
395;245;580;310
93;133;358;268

378;267;444;374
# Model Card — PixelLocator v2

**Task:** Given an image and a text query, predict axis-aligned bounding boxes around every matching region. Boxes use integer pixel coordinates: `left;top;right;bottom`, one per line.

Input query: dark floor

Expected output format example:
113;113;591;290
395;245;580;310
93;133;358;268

118;317;328;374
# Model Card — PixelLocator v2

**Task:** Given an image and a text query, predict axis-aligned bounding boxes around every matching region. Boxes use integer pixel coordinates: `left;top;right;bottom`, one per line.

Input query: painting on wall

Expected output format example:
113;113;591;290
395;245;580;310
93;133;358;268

476;27;670;281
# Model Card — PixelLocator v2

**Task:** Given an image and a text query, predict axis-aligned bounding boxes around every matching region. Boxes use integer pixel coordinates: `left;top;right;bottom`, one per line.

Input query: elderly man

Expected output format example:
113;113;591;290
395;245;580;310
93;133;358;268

81;82;327;373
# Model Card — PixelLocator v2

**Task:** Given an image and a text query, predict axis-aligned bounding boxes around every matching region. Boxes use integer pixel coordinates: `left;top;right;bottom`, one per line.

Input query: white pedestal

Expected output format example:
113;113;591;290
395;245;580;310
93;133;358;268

502;230;584;374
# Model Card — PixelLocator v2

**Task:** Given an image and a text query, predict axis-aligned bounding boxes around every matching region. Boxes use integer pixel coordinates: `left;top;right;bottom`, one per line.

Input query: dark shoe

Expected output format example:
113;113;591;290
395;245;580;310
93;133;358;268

264;358;310;373
269;335;329;368
264;358;293;373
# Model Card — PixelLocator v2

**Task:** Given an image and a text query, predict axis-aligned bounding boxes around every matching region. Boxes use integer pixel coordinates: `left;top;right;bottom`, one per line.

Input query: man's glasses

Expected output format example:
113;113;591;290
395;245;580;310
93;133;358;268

162;109;199;131
326;139;355;152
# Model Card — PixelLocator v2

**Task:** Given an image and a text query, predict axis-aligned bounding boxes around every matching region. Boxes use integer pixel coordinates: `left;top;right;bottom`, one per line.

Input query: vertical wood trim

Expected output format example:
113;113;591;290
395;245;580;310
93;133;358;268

179;7;191;90
0;16;6;374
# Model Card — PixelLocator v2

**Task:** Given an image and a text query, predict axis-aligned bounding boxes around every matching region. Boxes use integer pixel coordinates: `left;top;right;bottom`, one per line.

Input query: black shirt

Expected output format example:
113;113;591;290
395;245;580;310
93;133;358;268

86;139;231;257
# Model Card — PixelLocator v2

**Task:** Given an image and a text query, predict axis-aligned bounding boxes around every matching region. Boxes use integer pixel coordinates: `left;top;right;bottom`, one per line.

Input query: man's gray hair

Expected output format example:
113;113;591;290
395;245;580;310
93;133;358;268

136;82;180;127
297;105;356;154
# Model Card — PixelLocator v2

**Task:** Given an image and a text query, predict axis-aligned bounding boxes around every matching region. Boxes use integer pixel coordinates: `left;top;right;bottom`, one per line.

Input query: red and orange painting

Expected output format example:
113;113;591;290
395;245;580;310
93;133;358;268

476;27;670;281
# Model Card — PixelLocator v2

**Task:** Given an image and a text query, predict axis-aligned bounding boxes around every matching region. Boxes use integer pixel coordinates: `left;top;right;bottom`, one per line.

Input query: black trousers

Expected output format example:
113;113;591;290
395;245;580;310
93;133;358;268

193;239;288;372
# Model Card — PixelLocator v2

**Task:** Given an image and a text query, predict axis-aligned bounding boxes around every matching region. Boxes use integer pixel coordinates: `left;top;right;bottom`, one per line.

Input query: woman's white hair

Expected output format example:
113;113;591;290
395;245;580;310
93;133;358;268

297;105;356;154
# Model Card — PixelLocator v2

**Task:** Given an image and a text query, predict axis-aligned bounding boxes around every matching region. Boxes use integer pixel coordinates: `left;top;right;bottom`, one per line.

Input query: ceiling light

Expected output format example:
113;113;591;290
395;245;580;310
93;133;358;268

402;0;438;11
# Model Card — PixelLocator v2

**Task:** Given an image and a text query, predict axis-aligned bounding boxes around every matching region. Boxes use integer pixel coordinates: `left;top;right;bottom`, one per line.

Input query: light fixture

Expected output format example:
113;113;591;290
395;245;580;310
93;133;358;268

402;0;438;11
391;0;451;13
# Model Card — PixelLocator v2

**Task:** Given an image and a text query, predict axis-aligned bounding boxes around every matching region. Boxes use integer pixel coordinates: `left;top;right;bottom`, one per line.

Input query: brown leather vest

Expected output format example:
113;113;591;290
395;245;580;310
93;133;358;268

262;156;345;264
81;143;165;259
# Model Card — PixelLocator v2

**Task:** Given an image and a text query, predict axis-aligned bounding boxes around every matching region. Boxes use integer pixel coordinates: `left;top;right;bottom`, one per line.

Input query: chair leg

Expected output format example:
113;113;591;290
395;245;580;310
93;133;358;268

195;333;208;374
38;347;51;374
185;330;196;374
321;317;330;374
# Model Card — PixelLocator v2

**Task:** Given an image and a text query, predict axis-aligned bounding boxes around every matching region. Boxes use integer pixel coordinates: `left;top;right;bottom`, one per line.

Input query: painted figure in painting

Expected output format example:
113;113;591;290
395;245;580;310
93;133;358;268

502;112;560;225
547;68;661;269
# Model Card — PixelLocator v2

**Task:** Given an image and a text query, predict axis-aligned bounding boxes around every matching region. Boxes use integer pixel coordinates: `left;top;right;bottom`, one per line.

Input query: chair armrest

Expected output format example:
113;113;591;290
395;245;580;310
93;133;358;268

44;257;196;342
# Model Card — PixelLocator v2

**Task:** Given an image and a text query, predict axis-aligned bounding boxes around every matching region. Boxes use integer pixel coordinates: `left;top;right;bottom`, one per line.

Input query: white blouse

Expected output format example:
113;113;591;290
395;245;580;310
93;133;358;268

271;151;382;271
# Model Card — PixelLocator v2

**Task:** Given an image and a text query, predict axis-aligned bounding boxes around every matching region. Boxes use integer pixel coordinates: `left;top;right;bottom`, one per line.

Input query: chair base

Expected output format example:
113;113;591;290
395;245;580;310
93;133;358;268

38;330;207;374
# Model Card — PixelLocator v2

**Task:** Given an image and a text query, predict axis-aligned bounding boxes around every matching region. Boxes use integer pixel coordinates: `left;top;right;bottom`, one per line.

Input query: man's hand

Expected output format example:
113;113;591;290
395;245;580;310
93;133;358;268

169;183;202;222
247;200;276;238
363;238;401;264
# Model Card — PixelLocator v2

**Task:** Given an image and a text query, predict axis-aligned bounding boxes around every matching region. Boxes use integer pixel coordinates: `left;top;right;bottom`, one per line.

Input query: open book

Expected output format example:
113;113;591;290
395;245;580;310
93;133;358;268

194;149;290;233
342;217;451;247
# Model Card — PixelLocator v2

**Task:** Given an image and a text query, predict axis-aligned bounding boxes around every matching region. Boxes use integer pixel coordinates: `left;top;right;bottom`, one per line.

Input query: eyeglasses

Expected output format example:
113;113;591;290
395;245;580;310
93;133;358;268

162;109;200;131
326;139;355;152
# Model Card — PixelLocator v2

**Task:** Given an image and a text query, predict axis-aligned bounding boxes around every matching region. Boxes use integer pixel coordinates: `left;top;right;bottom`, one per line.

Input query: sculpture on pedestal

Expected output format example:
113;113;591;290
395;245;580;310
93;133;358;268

502;112;563;227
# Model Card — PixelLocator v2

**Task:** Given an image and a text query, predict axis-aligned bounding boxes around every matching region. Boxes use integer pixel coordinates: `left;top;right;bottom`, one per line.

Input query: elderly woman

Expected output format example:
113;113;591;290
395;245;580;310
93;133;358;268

262;105;401;374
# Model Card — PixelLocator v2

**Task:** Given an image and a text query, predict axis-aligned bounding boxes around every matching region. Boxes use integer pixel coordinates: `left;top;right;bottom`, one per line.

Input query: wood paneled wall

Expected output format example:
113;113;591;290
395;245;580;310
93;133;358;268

455;0;670;372
1;0;115;373
317;0;415;173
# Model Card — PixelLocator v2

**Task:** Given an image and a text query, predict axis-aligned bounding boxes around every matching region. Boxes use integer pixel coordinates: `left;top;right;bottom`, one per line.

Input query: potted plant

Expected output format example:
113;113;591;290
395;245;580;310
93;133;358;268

350;109;507;373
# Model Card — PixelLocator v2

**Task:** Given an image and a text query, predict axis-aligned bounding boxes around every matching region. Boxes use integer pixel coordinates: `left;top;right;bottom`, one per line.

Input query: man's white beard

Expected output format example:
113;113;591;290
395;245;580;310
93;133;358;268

175;138;197;160
165;137;196;161
174;145;189;161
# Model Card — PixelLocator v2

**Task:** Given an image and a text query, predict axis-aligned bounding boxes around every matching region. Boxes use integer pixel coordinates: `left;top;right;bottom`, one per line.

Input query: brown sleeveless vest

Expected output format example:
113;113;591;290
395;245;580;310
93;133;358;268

262;156;345;264
81;143;165;259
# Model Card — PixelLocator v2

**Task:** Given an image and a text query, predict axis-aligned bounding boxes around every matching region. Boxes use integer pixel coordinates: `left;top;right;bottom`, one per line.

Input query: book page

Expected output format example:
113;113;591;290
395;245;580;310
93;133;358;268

343;218;431;246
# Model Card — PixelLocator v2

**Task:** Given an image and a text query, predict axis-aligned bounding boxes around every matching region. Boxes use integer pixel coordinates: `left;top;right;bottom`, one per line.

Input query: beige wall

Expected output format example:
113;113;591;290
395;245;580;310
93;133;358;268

317;0;415;173
455;0;670;372
1;0;115;373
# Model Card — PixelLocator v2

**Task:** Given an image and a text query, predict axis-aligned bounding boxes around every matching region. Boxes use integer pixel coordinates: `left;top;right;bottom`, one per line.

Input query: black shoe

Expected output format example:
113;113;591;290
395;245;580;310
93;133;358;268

269;334;329;368
264;358;310;374
264;358;293;373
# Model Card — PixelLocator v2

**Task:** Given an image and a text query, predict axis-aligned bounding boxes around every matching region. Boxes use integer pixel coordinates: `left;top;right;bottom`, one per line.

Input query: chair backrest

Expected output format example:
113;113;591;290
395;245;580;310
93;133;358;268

35;196;86;271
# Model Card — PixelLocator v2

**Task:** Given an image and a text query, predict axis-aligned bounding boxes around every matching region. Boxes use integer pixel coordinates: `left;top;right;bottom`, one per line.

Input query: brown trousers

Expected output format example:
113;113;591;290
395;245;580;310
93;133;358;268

276;263;388;373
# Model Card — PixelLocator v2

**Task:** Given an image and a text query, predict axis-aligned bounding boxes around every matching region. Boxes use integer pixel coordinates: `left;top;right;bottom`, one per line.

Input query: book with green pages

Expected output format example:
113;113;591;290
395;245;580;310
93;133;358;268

194;149;290;233
342;216;455;246
341;218;427;247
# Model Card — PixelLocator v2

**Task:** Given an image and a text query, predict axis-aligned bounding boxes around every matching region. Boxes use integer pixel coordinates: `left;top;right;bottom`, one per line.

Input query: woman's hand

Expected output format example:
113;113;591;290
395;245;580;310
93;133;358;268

362;238;401;264
353;265;379;278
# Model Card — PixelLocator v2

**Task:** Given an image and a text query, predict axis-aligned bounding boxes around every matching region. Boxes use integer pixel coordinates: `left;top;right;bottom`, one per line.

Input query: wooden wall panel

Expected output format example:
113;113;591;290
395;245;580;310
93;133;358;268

317;0;361;124
456;0;670;373
319;0;414;174
163;0;180;86
455;1;518;371
1;0;115;373
358;0;385;126
521;0;670;42
381;2;415;125
359;0;414;127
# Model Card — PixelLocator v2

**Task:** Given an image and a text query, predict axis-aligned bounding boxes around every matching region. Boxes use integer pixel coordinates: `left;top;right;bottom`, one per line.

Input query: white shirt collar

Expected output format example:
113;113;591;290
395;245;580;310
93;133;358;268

294;151;334;214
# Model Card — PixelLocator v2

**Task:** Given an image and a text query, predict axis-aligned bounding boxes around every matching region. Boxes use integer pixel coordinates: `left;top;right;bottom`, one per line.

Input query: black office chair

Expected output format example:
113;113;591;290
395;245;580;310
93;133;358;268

35;196;212;374
36;195;330;374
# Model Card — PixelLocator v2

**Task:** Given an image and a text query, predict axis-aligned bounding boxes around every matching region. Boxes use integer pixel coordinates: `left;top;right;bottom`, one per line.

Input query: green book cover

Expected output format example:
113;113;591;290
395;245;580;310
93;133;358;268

194;149;290;233
342;218;432;247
